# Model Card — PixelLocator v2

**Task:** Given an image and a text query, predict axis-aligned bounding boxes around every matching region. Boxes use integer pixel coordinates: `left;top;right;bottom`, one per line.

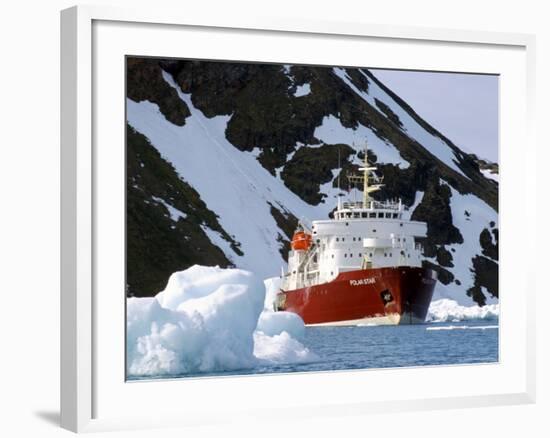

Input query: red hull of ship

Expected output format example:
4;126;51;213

276;267;436;325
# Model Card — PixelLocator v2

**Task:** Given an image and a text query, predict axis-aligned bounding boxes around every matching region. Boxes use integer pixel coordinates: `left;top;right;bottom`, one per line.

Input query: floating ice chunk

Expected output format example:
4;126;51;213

426;324;498;331
127;267;262;376
426;299;499;323
156;265;264;311
263;276;282;310
256;311;305;341
254;331;317;364
127;266;316;377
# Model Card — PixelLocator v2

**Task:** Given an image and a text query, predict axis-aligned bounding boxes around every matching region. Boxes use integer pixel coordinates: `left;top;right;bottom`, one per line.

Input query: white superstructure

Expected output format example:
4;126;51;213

283;148;428;291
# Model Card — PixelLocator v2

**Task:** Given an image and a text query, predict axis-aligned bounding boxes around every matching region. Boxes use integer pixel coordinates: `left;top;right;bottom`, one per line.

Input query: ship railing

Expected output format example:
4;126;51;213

341;200;406;211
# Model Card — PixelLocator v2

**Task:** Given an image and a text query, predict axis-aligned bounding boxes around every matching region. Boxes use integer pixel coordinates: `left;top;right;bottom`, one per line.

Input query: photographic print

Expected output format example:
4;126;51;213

125;58;499;380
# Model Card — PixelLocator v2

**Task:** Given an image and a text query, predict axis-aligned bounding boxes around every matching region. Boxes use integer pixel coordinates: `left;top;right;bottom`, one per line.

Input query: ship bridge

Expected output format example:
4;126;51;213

335;199;408;221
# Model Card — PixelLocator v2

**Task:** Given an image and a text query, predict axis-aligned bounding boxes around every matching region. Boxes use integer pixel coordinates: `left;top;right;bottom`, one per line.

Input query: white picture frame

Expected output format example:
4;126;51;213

60;4;537;433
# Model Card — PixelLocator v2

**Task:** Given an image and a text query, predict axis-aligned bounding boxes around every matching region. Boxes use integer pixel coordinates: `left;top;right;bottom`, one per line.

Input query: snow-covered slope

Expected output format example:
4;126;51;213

126;59;498;306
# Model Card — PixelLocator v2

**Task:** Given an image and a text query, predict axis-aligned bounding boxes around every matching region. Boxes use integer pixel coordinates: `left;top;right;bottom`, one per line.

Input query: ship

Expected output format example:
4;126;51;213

275;148;437;325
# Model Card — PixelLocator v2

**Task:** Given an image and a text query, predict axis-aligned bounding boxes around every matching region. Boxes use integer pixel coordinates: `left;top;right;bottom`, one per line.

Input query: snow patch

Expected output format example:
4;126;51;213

127;266;315;377
441;182;498;304
151;196;187;221
294;83;311;97
408;190;424;218
481;168;499;183
314;115;410;169
200;224;237;262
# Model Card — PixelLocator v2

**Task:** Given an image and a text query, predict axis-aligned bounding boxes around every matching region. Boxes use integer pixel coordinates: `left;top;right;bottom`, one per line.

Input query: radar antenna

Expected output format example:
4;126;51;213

347;142;384;206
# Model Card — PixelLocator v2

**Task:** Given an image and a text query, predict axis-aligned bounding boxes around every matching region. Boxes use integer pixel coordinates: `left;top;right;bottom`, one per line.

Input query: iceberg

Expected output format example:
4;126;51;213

426;298;499;323
127;266;315;377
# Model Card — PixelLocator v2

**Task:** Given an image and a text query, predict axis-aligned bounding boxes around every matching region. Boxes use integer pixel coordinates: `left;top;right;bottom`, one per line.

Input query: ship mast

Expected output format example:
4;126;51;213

348;143;383;207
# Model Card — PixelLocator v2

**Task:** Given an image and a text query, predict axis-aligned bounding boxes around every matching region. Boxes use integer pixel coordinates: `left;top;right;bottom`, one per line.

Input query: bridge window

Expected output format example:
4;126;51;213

362;212;368;218
369;213;376;218
344;253;347;258
353;237;356;242
342;238;345;242
384;253;387;257
378;212;384;218
359;253;362;257
386;213;392;218
354;212;360;218
336;237;339;242
393;213;398;219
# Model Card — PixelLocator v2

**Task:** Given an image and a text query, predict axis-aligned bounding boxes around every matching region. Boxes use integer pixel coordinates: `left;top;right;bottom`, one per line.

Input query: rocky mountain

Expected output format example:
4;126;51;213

126;57;498;306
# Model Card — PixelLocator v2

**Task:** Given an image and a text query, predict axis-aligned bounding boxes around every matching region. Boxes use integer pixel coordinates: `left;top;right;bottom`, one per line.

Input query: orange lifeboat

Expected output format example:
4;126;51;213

291;230;312;251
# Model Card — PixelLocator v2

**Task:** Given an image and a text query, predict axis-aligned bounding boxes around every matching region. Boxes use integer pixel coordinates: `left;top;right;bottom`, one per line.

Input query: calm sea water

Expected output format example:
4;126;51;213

252;321;498;376
131;321;498;380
